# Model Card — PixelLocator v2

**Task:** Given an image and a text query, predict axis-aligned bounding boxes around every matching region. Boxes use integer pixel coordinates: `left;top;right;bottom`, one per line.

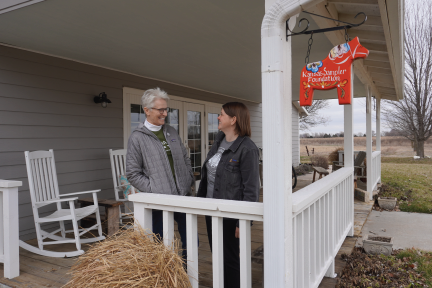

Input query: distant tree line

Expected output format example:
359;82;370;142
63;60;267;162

300;130;400;138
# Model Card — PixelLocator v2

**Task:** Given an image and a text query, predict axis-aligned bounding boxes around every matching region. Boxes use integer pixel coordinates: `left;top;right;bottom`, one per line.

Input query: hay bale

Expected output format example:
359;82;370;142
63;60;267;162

63;226;191;288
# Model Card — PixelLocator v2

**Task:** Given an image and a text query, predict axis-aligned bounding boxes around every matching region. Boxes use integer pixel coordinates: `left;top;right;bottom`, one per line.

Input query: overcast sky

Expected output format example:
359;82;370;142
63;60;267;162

301;98;379;135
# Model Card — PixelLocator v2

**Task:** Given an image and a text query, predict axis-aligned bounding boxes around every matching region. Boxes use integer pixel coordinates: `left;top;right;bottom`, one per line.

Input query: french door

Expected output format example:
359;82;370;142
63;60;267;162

123;88;221;185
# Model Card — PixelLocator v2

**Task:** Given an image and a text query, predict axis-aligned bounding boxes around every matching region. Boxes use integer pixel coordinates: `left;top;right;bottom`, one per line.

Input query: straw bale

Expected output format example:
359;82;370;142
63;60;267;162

63;226;191;288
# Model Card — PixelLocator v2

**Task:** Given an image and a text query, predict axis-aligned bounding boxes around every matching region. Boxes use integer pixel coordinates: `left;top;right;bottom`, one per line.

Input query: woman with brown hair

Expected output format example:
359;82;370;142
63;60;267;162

197;102;260;288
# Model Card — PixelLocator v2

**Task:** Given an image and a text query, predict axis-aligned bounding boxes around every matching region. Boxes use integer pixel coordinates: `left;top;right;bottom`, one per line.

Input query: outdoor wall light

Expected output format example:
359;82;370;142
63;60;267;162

94;92;111;108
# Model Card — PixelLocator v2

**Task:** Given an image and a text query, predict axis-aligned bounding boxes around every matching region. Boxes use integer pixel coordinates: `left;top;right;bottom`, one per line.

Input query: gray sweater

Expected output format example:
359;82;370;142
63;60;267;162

126;124;194;196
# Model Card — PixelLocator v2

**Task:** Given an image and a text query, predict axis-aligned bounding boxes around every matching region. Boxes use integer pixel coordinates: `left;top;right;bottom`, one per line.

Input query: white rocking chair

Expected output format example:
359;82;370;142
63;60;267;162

19;149;105;258
109;149;136;226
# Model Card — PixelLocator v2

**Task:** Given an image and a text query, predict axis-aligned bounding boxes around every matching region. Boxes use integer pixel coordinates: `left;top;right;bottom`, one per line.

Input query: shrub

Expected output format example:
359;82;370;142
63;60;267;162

328;147;344;163
310;155;329;169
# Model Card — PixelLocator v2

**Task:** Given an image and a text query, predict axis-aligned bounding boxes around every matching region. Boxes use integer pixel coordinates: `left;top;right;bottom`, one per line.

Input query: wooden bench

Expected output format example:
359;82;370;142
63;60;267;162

312;166;329;182
78;198;123;237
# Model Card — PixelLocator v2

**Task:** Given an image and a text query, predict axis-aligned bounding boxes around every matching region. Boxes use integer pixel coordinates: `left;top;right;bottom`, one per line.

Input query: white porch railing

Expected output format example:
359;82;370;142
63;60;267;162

291;168;354;288
0;180;22;279
371;151;381;190
129;193;263;288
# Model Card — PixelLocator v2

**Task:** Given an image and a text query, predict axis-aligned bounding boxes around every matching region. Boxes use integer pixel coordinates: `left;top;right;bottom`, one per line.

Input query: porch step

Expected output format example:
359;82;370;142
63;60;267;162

354;188;379;202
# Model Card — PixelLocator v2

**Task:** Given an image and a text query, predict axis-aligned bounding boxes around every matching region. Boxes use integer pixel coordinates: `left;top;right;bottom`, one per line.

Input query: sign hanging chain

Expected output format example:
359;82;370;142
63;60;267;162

305;32;314;65
344;27;350;44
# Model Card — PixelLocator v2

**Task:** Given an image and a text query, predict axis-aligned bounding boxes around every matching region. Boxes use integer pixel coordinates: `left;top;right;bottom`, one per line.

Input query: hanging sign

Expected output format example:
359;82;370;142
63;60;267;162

299;37;369;106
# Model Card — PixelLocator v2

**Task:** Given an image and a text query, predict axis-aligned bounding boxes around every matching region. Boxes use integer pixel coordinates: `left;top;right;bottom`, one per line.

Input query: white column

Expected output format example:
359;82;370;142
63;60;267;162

376;98;381;151
0;180;22;279
344;66;354;237
262;13;298;287
262;1;323;286
344;73;354;168
366;85;373;198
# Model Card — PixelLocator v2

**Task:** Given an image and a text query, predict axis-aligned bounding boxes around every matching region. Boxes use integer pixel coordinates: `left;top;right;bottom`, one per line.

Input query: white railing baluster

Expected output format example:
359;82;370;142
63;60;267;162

299;212;304;288
311;203;316;283
293;216;298;287
304;208;310;287
134;203;152;234
319;197;324;269
163;211;174;249
128;191;261;288
239;219;251;288
186;213;198;288
291;168;354;286
212;216;224;288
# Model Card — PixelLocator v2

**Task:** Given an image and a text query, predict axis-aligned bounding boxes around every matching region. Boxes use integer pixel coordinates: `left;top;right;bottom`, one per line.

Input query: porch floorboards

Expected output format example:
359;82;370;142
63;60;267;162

0;186;372;288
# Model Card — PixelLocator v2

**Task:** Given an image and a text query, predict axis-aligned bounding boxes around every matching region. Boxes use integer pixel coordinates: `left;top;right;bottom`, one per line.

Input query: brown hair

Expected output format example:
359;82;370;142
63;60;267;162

222;102;251;137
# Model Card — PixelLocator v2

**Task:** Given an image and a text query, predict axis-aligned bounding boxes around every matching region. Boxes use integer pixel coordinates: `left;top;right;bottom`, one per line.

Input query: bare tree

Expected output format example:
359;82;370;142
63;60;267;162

382;1;432;157
299;100;330;130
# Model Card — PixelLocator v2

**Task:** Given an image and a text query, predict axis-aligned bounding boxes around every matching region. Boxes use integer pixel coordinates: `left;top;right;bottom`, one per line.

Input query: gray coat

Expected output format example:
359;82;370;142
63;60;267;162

126;124;194;196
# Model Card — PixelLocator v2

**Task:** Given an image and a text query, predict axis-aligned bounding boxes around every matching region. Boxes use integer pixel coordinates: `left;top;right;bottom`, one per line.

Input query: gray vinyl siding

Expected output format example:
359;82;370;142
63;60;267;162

247;102;262;148
0;45;262;240
292;104;300;166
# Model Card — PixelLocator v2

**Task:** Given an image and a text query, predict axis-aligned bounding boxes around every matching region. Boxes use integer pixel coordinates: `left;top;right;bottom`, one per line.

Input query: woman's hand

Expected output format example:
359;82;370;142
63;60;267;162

235;227;239;238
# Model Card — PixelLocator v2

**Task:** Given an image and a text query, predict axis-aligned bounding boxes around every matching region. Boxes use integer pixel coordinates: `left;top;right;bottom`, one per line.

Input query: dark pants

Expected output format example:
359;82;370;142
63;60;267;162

152;210;187;261
205;216;240;288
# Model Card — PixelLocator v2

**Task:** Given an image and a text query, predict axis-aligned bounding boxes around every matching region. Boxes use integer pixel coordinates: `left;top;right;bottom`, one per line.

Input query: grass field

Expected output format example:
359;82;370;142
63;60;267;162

380;157;432;214
300;136;432;157
299;136;432;214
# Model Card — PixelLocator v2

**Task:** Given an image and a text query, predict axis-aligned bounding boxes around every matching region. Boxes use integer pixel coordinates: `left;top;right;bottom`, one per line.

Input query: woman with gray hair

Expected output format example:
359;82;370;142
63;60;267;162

126;87;194;262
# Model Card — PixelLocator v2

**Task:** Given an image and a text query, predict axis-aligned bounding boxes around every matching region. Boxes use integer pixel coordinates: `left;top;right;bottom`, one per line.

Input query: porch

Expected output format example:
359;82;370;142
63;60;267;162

0;0;403;287
0;185;373;288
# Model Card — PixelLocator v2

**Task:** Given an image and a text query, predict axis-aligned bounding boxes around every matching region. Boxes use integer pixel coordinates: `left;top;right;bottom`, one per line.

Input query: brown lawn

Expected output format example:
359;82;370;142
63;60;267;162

300;136;432;158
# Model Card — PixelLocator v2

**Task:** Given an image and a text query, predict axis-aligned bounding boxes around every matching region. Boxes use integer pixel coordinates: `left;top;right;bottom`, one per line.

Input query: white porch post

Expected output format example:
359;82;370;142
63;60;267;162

376;98;381;151
366;85;373;199
0;180;22;279
261;0;324;287
261;24;292;288
376;98;381;184
344;67;354;237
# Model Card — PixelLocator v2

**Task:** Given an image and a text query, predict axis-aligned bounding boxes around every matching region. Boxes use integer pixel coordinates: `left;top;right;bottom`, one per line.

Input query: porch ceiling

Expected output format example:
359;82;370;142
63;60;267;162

0;0;401;102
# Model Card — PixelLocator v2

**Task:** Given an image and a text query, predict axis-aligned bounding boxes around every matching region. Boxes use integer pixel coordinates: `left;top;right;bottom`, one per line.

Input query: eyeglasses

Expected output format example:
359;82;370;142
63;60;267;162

152;107;170;113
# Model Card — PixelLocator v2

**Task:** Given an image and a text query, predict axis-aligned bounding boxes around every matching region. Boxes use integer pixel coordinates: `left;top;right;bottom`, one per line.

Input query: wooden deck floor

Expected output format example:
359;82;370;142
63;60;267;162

0;181;373;288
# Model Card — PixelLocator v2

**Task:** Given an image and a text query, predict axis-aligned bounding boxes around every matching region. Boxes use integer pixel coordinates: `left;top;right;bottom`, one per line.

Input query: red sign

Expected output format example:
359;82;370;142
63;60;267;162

299;37;369;106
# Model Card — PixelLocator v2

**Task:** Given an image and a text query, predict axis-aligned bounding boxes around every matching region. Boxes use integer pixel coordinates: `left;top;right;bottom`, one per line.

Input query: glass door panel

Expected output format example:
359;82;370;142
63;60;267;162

130;104;145;132
183;103;205;181
167;99;182;135
208;113;219;151
206;105;222;155
166;109;179;133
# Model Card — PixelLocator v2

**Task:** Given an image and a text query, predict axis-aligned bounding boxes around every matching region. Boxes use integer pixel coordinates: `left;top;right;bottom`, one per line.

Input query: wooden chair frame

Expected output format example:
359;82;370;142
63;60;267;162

109;149;136;226
19;149;105;258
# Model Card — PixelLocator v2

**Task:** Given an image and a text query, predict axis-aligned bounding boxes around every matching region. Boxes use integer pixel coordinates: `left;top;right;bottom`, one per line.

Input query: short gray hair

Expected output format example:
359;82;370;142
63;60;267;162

141;87;170;109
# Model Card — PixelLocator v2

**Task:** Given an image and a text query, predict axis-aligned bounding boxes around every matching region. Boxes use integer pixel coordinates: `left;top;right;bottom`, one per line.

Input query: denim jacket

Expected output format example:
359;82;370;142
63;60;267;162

197;131;260;203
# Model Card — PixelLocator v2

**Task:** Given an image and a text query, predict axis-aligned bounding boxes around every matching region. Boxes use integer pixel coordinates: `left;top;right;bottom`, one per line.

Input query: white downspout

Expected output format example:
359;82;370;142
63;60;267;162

366;85;373;199
376;98;381;151
261;0;324;287
376;97;381;184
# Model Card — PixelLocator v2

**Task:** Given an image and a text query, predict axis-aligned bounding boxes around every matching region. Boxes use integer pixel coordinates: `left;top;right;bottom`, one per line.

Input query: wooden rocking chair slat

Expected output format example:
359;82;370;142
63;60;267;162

20;149;105;258
46;158;55;200
41;158;51;200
